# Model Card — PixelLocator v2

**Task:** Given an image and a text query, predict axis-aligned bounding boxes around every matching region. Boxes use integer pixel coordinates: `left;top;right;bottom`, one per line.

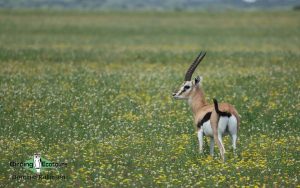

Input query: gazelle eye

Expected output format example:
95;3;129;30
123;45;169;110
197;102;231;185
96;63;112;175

184;85;190;89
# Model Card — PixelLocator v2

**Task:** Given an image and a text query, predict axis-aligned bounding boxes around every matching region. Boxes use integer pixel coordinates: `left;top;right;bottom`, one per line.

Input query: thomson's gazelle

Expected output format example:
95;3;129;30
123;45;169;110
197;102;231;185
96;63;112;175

172;51;240;161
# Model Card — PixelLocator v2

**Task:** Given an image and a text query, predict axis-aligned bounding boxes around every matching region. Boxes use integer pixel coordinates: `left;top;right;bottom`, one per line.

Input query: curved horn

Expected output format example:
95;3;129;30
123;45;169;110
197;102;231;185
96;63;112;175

184;51;206;81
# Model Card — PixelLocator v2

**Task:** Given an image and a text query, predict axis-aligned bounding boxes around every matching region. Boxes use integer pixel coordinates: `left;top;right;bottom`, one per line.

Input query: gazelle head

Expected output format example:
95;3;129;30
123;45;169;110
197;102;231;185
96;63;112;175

172;51;206;100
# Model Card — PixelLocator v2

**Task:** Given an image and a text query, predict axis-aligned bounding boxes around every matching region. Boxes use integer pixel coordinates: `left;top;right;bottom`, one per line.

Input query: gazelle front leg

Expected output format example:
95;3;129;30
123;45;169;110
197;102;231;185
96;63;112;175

197;128;204;154
210;137;214;156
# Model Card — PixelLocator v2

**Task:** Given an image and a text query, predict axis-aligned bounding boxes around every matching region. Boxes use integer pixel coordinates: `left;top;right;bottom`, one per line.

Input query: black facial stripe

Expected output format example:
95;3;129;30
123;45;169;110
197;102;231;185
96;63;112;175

178;86;187;95
176;84;192;96
178;89;185;95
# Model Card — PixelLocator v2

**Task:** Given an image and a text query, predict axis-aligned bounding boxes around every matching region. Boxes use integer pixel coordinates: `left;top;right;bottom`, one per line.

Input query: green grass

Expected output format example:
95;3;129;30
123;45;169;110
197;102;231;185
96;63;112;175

0;10;299;187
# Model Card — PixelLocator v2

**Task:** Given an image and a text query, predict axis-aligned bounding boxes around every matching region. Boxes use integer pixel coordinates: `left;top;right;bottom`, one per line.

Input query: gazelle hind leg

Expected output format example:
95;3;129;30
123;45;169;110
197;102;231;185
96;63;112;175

218;133;225;161
213;134;225;161
228;115;238;155
210;112;228;162
231;134;237;155
217;117;229;161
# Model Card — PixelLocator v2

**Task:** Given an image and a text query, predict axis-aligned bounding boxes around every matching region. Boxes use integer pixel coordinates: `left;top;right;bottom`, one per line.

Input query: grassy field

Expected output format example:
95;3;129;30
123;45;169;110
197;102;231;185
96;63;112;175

0;10;299;187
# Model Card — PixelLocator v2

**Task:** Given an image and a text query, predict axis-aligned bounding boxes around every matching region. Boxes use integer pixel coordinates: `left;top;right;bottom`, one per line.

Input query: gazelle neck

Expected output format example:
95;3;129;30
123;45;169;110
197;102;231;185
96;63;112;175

188;86;207;116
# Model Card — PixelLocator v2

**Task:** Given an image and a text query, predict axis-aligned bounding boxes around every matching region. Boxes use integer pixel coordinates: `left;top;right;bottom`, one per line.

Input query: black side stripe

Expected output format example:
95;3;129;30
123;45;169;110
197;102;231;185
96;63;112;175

197;112;211;128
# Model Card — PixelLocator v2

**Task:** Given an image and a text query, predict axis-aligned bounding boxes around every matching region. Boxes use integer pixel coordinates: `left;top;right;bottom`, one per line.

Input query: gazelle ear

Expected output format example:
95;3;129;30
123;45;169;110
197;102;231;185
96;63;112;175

195;76;202;85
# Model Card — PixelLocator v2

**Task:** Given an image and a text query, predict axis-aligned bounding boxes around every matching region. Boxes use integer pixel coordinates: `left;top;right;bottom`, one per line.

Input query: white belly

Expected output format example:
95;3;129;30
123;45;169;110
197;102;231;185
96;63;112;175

202;121;213;136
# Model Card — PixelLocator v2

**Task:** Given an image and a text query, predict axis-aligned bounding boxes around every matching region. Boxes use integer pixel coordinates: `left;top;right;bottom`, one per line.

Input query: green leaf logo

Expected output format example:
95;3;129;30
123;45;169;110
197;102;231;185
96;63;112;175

24;155;57;174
